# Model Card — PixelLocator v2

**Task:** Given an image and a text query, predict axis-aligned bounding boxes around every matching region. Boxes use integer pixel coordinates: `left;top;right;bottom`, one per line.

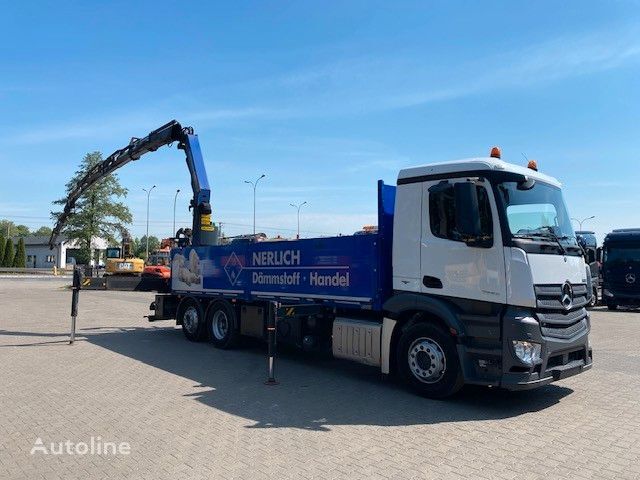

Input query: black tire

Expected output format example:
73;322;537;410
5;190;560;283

396;322;463;399
607;302;618;311
206;300;239;349
177;297;206;342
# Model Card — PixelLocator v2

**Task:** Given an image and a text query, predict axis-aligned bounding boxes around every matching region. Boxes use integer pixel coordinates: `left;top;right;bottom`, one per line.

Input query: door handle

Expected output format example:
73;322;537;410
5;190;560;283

423;276;443;289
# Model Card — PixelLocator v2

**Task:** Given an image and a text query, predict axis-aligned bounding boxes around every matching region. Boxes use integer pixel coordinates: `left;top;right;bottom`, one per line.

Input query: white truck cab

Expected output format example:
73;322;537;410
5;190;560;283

384;153;593;396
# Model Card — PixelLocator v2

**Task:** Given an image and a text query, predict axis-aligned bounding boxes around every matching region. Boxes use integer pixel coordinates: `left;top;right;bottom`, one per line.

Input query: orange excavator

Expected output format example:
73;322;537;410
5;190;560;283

142;238;173;280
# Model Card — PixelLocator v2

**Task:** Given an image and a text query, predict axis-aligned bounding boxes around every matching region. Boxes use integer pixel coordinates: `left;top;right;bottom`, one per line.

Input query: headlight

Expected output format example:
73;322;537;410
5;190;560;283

603;289;612;297
512;341;542;366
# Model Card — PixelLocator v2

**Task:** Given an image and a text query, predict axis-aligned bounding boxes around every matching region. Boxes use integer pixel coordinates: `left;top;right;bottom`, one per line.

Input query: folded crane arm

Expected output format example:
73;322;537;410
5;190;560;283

49;120;215;249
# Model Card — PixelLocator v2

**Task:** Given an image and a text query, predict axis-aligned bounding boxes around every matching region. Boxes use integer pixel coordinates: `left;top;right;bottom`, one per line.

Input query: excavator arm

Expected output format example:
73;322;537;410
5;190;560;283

49;120;216;249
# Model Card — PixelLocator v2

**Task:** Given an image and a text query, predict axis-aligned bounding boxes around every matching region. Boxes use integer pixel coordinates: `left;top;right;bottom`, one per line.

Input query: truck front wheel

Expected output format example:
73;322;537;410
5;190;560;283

396;322;463;398
206;301;239;349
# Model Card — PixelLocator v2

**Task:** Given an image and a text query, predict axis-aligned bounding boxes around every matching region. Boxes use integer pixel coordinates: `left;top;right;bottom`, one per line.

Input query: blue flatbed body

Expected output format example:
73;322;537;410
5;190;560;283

170;181;396;312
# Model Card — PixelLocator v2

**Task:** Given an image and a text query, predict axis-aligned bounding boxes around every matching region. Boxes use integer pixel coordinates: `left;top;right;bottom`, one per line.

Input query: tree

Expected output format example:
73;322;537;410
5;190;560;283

0;233;4;264
12;238;26;268
0;220;30;238
32;226;53;237
52;152;132;264
2;238;14;267
133;235;160;260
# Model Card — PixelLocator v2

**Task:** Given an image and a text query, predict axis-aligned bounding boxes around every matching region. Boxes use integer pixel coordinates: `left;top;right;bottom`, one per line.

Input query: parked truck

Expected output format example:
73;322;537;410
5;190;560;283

51;121;593;398
576;230;599;307
601;228;640;310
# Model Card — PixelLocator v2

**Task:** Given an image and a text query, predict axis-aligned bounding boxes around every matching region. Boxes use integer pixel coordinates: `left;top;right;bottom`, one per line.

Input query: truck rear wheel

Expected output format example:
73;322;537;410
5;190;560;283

396;322;463;398
206;301;239;349
178;298;206;342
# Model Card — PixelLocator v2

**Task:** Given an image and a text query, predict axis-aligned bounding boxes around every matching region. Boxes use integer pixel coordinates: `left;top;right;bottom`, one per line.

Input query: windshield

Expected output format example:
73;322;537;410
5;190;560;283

148;252;170;266
496;181;578;249
604;246;640;265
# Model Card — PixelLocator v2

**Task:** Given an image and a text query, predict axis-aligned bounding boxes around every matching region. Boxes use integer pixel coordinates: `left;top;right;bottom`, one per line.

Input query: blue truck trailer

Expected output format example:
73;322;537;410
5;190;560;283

51;121;592;398
169;181;395;311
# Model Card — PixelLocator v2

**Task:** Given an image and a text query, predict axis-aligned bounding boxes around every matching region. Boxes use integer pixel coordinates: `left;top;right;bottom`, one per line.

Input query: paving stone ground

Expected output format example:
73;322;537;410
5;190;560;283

1;278;639;479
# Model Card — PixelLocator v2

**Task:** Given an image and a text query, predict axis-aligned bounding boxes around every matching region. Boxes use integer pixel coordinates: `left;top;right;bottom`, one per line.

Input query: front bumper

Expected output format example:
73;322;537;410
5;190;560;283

458;307;593;390
603;288;640;306
500;342;593;391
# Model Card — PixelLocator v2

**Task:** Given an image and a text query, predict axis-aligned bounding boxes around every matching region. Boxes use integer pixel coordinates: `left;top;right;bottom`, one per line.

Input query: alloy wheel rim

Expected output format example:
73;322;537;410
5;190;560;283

407;337;446;384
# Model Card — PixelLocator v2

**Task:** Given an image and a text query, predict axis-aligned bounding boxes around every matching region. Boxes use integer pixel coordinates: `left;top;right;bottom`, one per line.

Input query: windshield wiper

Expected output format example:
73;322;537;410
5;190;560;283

513;229;581;254
536;227;567;255
512;233;541;241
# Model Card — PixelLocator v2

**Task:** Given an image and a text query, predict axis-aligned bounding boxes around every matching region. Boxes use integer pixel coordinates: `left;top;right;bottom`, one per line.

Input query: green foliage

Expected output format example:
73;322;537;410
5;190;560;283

69;248;91;265
12;238;26;268
32;226;53;237
0;220;53;240
133;235;160;260
0;233;4;264
52;152;132;263
2;238;14;267
0;220;30;237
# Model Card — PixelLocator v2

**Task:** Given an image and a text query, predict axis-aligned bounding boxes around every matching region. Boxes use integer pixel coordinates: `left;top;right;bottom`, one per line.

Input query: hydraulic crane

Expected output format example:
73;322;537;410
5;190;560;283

49;120;217;250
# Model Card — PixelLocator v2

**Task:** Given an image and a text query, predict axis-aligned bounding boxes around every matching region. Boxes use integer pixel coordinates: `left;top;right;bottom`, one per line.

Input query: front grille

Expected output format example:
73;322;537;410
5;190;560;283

534;284;589;310
541;318;587;339
534;284;589;339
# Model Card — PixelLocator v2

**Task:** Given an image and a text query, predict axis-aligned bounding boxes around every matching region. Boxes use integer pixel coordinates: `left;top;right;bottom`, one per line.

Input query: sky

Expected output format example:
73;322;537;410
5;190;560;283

1;1;639;242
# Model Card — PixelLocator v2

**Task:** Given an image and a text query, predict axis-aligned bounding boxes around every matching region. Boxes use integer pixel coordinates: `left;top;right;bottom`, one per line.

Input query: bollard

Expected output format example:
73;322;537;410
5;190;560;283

69;267;83;345
265;301;279;385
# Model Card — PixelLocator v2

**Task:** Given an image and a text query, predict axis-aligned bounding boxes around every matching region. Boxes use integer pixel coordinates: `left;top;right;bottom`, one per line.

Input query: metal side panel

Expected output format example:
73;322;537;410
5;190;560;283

332;317;381;367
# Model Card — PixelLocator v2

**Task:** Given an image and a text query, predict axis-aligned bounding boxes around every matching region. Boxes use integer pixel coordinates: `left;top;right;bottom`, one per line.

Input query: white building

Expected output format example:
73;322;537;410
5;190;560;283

19;236;108;269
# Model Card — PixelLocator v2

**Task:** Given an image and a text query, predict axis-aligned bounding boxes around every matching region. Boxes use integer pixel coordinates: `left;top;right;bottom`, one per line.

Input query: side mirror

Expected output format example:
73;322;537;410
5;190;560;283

454;182;482;242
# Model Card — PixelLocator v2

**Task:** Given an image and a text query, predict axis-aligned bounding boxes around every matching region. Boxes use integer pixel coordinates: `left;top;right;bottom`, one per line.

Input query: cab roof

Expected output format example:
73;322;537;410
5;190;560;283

397;157;561;188
604;229;640;244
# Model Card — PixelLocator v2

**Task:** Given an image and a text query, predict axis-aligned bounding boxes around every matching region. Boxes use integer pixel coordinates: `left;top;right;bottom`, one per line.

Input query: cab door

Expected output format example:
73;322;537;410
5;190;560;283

420;178;506;304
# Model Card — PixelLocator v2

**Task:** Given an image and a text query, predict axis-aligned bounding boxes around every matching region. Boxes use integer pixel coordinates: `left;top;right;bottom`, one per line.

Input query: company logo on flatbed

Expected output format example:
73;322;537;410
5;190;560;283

222;248;350;289
252;250;300;266
224;252;244;285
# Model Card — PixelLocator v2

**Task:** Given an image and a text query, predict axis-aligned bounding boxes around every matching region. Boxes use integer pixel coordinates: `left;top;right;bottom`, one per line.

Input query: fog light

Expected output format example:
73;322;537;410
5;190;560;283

512;341;542;366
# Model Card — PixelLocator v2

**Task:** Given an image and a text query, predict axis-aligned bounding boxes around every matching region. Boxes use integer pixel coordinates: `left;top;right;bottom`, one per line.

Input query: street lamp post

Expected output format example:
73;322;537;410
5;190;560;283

290;201;308;239
244;174;265;235
173;189;181;237
571;215;595;231
142;185;156;260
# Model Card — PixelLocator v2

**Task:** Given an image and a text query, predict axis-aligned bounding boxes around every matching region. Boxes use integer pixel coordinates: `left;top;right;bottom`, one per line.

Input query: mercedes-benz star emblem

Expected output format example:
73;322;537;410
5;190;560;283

626;273;636;284
561;281;573;310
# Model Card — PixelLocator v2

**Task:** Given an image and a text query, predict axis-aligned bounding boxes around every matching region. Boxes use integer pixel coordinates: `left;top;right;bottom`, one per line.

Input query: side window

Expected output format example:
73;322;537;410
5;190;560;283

429;183;493;244
429;183;458;240
476;186;493;240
